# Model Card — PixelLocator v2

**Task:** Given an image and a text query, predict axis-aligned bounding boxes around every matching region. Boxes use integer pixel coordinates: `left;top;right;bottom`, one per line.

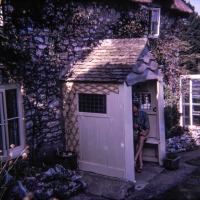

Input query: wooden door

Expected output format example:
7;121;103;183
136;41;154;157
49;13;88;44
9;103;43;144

132;80;159;162
132;80;158;138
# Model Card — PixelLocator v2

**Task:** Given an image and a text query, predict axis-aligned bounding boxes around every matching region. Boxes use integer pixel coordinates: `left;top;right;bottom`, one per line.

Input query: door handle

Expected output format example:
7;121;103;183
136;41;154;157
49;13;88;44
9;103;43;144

153;107;157;112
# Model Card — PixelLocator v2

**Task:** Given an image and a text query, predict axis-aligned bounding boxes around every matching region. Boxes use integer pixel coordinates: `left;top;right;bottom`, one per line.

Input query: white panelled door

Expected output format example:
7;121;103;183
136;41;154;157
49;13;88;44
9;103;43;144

132;80;158;138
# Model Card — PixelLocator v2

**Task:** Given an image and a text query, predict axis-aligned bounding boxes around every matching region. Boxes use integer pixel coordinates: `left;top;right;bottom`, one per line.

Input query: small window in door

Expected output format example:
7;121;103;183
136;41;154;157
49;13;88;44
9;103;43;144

78;93;106;114
133;92;151;110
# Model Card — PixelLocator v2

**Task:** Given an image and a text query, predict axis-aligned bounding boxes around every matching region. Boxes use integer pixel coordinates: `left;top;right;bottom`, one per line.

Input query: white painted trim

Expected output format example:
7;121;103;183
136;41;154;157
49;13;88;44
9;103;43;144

123;83;135;182
79;160;125;179
189;79;193;126
156;80;165;165
179;77;183;126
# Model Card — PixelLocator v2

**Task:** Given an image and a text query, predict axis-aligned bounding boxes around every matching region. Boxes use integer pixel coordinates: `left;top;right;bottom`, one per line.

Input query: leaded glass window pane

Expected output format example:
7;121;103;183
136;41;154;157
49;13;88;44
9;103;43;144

79;93;106;114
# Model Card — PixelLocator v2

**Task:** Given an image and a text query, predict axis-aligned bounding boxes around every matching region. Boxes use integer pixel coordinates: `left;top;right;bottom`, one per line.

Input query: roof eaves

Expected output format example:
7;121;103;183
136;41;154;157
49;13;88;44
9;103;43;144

171;0;193;13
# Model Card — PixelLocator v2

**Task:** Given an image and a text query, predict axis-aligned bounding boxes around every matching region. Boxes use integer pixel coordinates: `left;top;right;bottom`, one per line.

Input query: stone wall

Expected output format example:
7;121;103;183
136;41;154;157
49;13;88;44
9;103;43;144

2;0;141;162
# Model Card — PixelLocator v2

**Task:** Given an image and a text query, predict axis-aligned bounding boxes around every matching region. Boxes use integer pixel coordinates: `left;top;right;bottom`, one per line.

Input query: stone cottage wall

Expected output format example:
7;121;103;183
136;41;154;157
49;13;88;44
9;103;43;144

2;0;137;161
2;0;184;162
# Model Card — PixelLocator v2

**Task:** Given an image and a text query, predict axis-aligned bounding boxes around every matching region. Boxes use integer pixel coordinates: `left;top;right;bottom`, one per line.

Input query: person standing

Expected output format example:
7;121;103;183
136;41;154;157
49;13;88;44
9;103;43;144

133;102;150;173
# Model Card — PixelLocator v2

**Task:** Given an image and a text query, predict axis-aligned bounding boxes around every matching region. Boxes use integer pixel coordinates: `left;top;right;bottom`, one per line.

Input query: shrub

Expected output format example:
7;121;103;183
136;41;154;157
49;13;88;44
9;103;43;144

0;145;29;200
164;104;181;138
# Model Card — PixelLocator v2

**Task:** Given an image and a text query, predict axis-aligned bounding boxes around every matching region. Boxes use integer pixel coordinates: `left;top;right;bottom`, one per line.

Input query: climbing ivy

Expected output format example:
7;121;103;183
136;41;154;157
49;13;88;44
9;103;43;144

112;9;149;38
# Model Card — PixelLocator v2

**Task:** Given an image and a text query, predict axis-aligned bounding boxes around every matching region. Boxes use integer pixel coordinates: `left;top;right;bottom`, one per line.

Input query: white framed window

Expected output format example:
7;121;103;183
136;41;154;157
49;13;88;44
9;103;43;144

148;8;160;38
180;75;200;128
0;84;25;159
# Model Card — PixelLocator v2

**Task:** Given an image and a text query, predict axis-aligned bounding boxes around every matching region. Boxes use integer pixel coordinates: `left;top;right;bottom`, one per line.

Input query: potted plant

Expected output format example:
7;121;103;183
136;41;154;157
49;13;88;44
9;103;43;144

163;153;180;170
56;149;78;170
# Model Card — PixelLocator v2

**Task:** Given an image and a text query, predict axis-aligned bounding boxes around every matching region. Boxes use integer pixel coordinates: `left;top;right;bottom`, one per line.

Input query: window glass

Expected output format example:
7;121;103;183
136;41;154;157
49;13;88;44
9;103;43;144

6;89;20;146
193;105;200;112
151;10;159;34
6;89;18;118
193;97;200;104
193;115;200;126
8;119;20;146
133;92;151;110
78;93;106;114
182;105;190;126
149;8;160;37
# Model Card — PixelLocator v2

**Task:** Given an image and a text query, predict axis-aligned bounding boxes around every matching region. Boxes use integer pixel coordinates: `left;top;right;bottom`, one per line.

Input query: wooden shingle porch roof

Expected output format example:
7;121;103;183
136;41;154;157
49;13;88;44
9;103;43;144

62;38;160;84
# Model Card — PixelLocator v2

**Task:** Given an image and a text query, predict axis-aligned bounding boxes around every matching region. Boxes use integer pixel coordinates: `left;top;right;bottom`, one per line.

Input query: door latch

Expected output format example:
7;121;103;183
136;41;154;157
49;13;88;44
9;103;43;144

153;107;157;112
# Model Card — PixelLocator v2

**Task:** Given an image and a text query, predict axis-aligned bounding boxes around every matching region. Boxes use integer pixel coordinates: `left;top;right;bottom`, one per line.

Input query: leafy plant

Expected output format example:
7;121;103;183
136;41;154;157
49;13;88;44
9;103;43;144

164;104;181;138
112;9;148;38
0;145;29;200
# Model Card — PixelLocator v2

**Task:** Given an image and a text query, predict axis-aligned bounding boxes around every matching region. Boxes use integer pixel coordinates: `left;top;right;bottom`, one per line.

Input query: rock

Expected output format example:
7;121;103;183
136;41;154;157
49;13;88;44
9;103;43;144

23;165;86;200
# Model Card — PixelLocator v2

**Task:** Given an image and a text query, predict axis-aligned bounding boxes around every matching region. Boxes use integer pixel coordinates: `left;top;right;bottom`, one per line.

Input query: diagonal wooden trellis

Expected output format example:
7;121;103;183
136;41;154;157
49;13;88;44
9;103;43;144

63;82;119;155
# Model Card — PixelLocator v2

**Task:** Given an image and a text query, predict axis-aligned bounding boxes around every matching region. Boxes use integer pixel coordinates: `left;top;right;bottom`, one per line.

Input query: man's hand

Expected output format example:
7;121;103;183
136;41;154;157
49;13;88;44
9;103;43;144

133;123;139;130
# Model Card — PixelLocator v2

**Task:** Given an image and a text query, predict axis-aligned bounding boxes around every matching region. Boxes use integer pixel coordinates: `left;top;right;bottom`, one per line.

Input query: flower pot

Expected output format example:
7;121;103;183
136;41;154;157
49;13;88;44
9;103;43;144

163;154;180;170
56;151;78;170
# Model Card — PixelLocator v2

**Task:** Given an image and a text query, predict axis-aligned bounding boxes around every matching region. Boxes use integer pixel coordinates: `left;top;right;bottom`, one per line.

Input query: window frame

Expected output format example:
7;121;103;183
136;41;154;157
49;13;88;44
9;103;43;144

180;75;200;129
0;84;25;159
148;7;160;38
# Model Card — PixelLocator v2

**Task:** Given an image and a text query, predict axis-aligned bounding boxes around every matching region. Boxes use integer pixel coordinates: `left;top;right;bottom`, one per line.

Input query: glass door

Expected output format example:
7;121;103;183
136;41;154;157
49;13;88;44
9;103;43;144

181;76;200;128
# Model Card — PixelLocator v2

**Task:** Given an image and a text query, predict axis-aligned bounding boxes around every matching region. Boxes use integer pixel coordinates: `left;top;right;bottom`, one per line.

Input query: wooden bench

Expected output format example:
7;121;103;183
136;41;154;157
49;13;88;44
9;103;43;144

143;137;160;164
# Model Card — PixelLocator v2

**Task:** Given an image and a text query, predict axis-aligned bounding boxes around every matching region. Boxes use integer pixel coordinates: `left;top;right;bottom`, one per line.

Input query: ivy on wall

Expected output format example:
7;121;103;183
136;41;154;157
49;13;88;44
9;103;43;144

1;0;199;153
112;9;149;38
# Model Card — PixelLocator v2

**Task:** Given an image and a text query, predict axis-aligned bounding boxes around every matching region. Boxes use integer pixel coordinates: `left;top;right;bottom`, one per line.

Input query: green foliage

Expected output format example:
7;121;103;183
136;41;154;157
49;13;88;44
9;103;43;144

112;9;148;38
0;32;29;68
0;145;29;200
164;104;182;138
149;13;200;106
177;13;200;73
10;0;95;34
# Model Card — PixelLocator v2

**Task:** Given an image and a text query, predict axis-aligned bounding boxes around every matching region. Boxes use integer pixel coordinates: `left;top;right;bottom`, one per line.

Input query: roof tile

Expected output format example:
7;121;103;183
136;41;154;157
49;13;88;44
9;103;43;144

64;38;148;83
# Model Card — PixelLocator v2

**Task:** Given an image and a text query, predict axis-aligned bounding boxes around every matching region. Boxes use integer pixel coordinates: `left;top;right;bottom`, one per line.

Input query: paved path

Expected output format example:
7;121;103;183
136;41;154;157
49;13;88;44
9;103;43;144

69;148;200;200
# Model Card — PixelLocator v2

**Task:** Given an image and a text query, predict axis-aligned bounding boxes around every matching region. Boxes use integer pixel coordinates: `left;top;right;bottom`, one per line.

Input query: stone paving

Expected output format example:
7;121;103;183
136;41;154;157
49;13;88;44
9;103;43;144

69;148;200;200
